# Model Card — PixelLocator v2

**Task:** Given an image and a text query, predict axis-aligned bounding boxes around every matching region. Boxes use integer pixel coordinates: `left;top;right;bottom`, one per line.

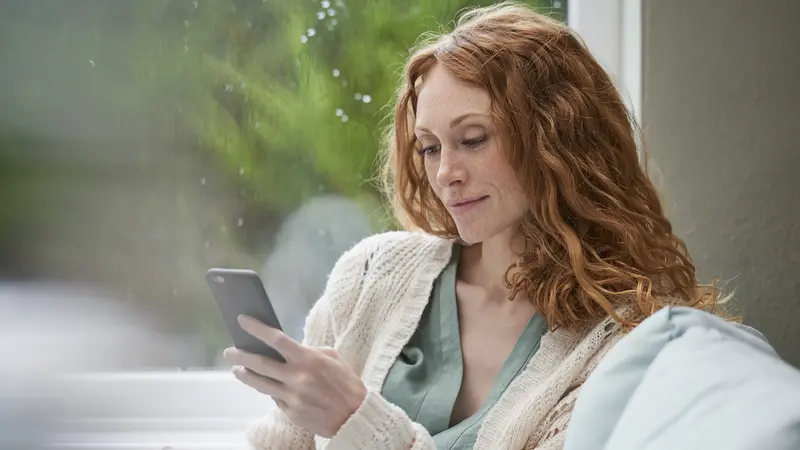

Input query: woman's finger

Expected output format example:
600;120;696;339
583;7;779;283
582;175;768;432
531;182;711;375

232;365;287;400
317;346;340;359
223;347;290;381
237;315;303;361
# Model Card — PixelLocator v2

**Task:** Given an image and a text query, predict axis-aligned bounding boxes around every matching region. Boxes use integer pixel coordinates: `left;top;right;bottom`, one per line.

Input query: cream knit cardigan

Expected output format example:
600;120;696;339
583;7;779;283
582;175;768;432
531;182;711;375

246;231;624;450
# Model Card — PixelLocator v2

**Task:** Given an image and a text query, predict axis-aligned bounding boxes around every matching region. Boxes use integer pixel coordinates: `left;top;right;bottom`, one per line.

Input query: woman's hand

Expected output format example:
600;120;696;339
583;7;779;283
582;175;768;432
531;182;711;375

223;315;367;438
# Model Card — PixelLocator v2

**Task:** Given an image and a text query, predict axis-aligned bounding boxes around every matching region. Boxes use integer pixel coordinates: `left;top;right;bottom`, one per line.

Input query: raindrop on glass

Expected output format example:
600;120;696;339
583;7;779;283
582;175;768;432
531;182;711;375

238;167;245;175
318;184;325;192
246;20;253;29
327;8;336;16
341;114;349;122
321;0;331;7
193;0;198;8
184;20;190;28
200;177;206;186
237;218;244;227
89;60;95;67
331;18;338;26
224;84;233;92
332;68;340;77
362;94;372;104
300;34;309;44
342;79;348;87
254;121;261;129
317;11;326;20
354;93;362;100
553;0;562;8
240;81;247;89
335;108;343;116
184;44;190;52
307;28;316;37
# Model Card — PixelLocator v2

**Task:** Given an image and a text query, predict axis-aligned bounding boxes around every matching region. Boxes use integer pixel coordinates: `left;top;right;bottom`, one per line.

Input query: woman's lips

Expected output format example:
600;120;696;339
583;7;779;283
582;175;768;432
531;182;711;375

449;195;489;213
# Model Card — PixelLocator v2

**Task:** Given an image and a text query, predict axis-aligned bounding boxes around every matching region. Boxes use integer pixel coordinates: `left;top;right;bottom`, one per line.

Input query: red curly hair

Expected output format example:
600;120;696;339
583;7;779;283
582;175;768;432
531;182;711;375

381;2;726;330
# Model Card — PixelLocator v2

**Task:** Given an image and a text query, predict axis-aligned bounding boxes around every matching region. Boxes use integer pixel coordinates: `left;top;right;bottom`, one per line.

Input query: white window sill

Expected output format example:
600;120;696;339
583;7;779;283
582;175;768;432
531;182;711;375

49;371;275;450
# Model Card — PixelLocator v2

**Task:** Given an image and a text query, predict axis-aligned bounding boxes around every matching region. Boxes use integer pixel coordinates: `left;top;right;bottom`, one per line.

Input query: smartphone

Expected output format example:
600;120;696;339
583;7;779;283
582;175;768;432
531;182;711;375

205;268;286;363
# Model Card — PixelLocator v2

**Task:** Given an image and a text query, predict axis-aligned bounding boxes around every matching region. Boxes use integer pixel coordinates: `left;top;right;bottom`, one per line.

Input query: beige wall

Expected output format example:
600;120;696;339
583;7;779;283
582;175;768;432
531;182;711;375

642;0;800;366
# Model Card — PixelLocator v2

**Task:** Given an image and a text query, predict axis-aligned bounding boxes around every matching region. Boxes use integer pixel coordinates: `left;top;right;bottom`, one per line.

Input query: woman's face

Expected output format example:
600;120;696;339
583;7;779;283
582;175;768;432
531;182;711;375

414;63;529;244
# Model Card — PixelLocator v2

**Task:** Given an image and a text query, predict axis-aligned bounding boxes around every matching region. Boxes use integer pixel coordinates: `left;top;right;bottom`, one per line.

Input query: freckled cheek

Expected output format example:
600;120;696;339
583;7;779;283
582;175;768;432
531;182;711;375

490;175;527;212
425;181;445;202
423;163;443;193
484;159;522;194
482;168;514;194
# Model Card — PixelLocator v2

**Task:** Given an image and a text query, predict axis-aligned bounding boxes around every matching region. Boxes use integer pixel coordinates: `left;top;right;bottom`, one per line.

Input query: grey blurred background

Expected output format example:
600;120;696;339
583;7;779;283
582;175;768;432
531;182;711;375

642;0;800;368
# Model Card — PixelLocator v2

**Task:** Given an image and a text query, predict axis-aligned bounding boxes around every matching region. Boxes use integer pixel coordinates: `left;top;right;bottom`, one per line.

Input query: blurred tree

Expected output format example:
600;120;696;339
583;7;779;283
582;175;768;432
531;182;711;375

116;0;565;231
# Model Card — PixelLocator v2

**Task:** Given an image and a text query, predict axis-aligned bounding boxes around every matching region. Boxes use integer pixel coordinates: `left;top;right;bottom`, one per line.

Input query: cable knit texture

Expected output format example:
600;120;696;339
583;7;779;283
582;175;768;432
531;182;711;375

245;231;624;450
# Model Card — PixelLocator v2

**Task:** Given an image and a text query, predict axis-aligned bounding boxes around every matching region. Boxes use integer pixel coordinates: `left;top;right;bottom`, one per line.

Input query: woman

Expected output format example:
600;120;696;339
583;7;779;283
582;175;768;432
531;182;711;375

224;2;723;449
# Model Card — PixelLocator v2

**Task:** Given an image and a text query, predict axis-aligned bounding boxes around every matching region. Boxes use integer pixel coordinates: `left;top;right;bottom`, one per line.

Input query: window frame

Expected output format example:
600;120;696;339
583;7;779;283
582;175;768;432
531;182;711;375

568;0;643;126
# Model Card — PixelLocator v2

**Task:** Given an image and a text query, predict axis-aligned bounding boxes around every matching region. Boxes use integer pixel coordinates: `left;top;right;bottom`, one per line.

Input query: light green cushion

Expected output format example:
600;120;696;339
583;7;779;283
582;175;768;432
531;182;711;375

564;307;800;450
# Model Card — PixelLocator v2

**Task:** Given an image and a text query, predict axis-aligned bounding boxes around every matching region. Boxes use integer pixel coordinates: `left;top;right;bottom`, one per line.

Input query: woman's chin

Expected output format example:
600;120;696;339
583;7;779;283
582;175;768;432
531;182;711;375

455;220;522;246
454;228;488;245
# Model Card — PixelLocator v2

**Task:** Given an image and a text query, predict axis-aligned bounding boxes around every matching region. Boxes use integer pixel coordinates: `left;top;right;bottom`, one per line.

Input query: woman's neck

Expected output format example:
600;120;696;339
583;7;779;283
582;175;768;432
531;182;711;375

457;227;525;302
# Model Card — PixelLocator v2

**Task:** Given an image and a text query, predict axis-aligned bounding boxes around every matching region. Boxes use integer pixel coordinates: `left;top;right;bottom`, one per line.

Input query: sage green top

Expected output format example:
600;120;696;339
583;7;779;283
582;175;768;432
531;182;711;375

381;245;549;449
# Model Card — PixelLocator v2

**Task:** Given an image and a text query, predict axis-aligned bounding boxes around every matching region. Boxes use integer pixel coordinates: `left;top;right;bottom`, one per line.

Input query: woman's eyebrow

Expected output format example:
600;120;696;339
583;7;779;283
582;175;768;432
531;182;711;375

415;111;489;134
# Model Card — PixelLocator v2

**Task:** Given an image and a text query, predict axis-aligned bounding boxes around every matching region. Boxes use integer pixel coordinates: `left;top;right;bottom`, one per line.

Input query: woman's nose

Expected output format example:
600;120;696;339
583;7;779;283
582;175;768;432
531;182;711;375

435;147;466;187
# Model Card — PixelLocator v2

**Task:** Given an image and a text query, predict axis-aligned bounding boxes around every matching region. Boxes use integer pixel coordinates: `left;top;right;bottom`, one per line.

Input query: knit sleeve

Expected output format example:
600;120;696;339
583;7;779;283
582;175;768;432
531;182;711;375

325;390;437;450
244;236;378;450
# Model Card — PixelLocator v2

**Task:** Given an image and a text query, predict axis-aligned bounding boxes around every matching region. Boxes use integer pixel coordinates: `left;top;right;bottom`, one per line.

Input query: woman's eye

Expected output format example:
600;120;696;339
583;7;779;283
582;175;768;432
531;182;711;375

462;136;487;148
419;144;441;156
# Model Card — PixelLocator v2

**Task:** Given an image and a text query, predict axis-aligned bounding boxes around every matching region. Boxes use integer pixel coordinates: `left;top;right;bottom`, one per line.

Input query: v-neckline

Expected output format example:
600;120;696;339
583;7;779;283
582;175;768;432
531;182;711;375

439;244;548;429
